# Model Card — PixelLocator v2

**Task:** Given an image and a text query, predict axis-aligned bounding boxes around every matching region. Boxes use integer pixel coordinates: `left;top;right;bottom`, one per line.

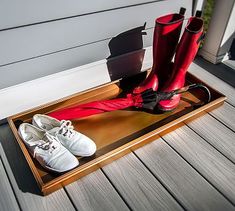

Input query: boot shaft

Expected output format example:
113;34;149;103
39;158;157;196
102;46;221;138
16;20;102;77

132;9;185;94
174;16;204;74
158;14;204;111
153;13;185;71
168;16;204;89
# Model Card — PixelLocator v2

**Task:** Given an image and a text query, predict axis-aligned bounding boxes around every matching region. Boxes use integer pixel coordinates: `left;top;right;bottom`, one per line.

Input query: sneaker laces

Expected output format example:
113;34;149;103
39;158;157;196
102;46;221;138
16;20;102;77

56;120;75;138
32;133;59;158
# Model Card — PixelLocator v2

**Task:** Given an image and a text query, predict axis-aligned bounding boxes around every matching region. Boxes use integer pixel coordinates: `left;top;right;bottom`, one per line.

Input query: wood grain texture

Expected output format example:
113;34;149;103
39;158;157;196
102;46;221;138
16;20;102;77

186;111;235;163
65;169;129;211
0;124;75;211
0;157;20;211
0;0;191;66
0;0;159;29
189;63;235;106
209;102;235;132
162;124;235;204
102;153;183;211
135;138;235;211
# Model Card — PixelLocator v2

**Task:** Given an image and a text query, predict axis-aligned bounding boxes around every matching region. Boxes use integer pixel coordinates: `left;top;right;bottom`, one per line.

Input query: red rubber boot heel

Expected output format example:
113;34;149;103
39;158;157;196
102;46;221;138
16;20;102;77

158;14;204;111
133;10;185;94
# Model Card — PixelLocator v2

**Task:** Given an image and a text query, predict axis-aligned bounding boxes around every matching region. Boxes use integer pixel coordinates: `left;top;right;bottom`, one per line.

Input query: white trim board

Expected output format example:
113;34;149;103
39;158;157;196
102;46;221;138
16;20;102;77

0;47;153;120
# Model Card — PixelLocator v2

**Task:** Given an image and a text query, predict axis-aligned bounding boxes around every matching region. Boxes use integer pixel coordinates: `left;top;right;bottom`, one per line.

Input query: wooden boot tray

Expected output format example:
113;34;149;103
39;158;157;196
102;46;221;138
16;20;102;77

8;71;226;195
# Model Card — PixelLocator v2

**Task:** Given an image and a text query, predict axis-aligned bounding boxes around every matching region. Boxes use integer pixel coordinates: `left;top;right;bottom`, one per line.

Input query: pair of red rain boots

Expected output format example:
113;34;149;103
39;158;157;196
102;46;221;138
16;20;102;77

134;8;204;111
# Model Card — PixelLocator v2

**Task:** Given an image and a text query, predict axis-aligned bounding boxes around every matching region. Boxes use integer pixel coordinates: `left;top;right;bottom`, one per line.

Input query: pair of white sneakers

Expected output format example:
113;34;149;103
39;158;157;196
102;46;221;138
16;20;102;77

18;114;96;173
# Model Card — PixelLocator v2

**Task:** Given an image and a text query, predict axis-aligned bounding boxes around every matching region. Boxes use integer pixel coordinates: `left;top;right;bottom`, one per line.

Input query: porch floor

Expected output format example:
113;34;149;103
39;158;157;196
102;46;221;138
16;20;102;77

0;58;235;211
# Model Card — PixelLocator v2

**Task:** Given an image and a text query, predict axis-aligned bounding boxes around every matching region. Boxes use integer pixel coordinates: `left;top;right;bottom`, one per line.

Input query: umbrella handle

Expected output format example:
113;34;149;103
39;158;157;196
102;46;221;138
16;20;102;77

141;83;211;111
172;83;211;103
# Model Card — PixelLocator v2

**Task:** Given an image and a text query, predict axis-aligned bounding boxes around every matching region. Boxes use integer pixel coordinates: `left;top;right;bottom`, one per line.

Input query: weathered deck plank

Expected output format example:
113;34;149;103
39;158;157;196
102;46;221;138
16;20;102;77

102;153;183;211
209;102;235;132
0;124;76;211
185;111;235;163
0;157;20;211
189;63;235;105
65;169;129;211
162;124;235;205
134;137;235;211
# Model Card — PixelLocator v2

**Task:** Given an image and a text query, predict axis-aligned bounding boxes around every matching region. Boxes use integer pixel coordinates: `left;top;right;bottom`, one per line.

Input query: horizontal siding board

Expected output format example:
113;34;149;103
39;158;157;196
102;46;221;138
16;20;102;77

0;39;111;89
0;0;192;66
0;28;153;89
0;61;112;119
0;0;161;29
0;48;153;119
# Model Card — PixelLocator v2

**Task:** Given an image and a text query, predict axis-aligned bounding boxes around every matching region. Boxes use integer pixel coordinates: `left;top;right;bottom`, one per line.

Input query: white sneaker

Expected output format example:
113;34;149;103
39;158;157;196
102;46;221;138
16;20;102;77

33;114;97;157
18;123;79;173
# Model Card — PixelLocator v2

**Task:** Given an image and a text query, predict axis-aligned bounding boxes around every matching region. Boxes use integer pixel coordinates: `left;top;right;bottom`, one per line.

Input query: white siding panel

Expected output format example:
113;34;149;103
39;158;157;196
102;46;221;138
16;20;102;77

0;47;153;119
0;0;159;29
0;0;192;66
0;28;153;89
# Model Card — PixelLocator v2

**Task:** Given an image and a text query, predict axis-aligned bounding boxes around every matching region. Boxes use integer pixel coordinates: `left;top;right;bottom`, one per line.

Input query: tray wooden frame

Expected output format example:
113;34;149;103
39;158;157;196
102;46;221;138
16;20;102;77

8;72;226;195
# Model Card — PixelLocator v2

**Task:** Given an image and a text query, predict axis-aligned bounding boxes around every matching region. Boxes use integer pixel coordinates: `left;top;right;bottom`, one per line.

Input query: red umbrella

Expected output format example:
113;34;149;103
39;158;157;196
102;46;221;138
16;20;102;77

48;84;210;120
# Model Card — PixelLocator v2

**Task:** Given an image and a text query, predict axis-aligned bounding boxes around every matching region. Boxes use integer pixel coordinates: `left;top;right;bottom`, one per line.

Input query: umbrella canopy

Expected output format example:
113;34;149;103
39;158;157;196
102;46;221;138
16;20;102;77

48;84;210;120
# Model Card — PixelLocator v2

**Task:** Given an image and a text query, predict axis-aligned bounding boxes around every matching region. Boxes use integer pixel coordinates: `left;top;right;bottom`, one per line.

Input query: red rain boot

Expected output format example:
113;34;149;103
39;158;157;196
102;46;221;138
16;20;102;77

133;8;185;93
158;13;204;111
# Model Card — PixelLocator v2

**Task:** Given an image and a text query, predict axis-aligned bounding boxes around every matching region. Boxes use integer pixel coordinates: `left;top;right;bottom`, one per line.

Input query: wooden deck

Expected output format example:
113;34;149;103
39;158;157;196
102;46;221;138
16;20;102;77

0;61;235;211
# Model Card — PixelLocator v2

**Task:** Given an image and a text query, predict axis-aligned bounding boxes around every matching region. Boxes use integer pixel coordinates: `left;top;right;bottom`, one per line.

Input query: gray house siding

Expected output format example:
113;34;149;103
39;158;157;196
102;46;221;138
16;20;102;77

0;0;192;89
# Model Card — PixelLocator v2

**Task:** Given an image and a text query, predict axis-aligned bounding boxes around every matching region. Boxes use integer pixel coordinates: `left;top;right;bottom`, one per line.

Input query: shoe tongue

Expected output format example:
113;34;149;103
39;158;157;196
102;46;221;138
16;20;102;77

28;139;45;147
42;133;52;142
42;133;58;143
39;134;60;153
47;127;60;136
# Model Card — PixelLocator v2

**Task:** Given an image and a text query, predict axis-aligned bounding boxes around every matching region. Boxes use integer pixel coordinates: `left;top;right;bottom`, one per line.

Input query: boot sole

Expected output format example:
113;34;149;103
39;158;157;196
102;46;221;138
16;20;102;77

157;106;177;113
